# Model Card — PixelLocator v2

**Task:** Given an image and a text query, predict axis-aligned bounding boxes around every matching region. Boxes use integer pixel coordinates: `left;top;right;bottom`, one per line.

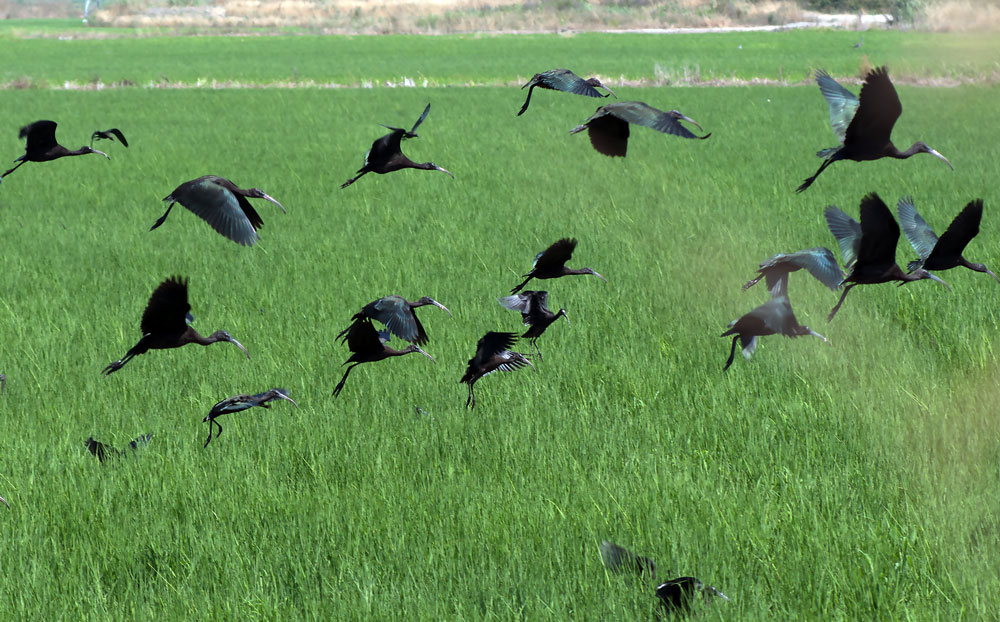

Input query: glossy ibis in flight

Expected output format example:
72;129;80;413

203;388;298;448
569;101;710;157
826;192;950;322
341;103;453;188
337;295;451;346
722;291;827;371
510;237;605;294
85;433;153;464
824;204;863;271
461;331;534;409
497;290;568;360
897;197;999;283
90;128;128;149
1;120;109;181
796;67;953;192
102;276;249;376
333;318;435;397
151;175;286;247
743;247;845;296
517;68;616;116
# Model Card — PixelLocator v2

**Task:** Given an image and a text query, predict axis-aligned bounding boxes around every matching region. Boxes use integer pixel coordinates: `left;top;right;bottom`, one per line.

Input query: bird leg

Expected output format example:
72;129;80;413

102;352;137;376
827;283;857;322
723;335;740;371
340;171;369;189
1;158;27;179
203;418;222;448
529;338;543;362
796;157;835;193
149;201;176;231
466;383;476;409
332;364;359;397
517;85;536;116
510;276;532;295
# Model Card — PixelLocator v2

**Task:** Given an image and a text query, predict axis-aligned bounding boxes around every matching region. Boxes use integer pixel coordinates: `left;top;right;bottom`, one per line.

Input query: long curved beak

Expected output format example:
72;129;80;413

0;495;8;509
928;148;954;171
415;347;436;363
806;327;829;343
431;300;453;318
569;123;588;135
93;148;110;160
434;165;454;179
674;112;704;133
228;336;251;359
260;192;286;214
276;394;298;407
985;267;1000;284
926;272;951;290
600;83;617;99
563;311;570;326
592;270;607;283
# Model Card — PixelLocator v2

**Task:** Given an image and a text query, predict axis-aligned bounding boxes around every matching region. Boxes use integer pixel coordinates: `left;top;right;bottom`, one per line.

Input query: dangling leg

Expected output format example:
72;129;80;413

796;158;835;193
333;364;359;397
149;201;176;231
1;158;27;180
723;335;739;371
827;283;856;322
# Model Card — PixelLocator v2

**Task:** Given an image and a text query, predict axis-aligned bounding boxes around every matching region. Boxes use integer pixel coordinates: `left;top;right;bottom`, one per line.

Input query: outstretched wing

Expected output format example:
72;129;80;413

896;196;938;261
20;120;59;154
856;192;900;268
824;205;863;270
604;101;703;139
815;69;859;143
365;296;424;344
930;199;984;263
410;103;431;135
471;331;518;368
166;176;261;246
344;318;384;355
845;66;901;147
140;276;191;335
539;69;604;97
763;247;845;292
533;238;577;271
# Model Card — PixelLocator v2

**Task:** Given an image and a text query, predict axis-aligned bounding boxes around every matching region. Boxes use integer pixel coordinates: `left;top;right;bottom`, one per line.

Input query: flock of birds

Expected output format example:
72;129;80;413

0;60;985;614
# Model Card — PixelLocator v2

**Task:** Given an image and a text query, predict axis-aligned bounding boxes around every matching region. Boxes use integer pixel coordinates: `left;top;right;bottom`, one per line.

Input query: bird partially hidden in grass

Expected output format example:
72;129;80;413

203;388;298;448
85;434;153;464
90;128;128;149
600;540;730;615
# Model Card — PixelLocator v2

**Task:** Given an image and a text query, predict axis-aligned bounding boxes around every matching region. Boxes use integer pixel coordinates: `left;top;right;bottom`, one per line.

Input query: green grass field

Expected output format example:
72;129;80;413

1;28;999;619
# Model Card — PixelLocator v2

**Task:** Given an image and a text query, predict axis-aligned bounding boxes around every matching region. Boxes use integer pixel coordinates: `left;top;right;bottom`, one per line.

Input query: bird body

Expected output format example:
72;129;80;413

722;293;827;370
897;197;999;282
460;332;534;409
569;101;709;157
599;541;657;580
511;237;605;294
85;433;153;464
203;388;298;447
333;318;435;397
338;295;451;346
826;193;950;321
743;247;845;296
1;120;109;181
341;104;452;188
497;290;567;360
518;68;616;116
90;128;128;148
797;67;952;192
152;175;285;246
102;276;249;375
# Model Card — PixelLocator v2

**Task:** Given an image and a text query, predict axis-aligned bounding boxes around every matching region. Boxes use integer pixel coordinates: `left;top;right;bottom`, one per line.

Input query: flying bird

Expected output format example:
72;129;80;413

337;295;451;346
333;318;435;397
569;101;710;157
743;247;845;296
517;68;616;116
90;128;128;148
826;193;950;322
796;66;953;192
151;175;286;247
85;434;153;464
897;197;999;283
102;276;249;375
510;237;605;294
497;290;568;360
460;331;534;409
203;388;298;448
1;120;109;181
722;292;828;371
341;103;453;188
824;205;863;271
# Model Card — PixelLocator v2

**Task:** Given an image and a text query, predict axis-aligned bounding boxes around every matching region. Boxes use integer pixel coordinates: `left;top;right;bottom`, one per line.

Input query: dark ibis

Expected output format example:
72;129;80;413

722;292;827;371
743;247;845;296
102;276;249;376
1;120;109;181
460;331;534;409
85;433;153;464
497;290;568;360
898;197;999;283
599;541;657;581
333;318;435;397
517;68;616;116
337;295;451;346
151;175;286;247
203;388;298;448
826;192;950;322
341;103;453;188
796;66;952;192
569;101;710;157
90;128;128;149
510;237;605;294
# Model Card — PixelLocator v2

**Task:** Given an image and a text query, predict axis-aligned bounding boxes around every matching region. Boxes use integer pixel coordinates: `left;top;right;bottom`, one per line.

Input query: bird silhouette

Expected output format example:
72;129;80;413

151;175;286;246
599;541;657;580
897;197;999;283
826;192;950;322
102;276;249;375
497;290;568;360
517;68;616;116
569;101;710;157
743;247;845;296
90;128;128;149
510;237;605;294
333;318;435;397
460;331;534;409
1;120;109;181
797;67;953;192
337;295;451;346
203;388;298;447
85;433;153;464
722;291;827;371
341;103;452;188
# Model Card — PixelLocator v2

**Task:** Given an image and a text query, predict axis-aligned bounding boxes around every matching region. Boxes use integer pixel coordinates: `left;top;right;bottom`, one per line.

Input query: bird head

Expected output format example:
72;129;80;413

211;331;251;358
247;188;287;213
406;345;437;363
913;142;954;170
417;297;453;317
901;268;951;291
667;110;705;133
587;78;617;99
558;308;570;325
